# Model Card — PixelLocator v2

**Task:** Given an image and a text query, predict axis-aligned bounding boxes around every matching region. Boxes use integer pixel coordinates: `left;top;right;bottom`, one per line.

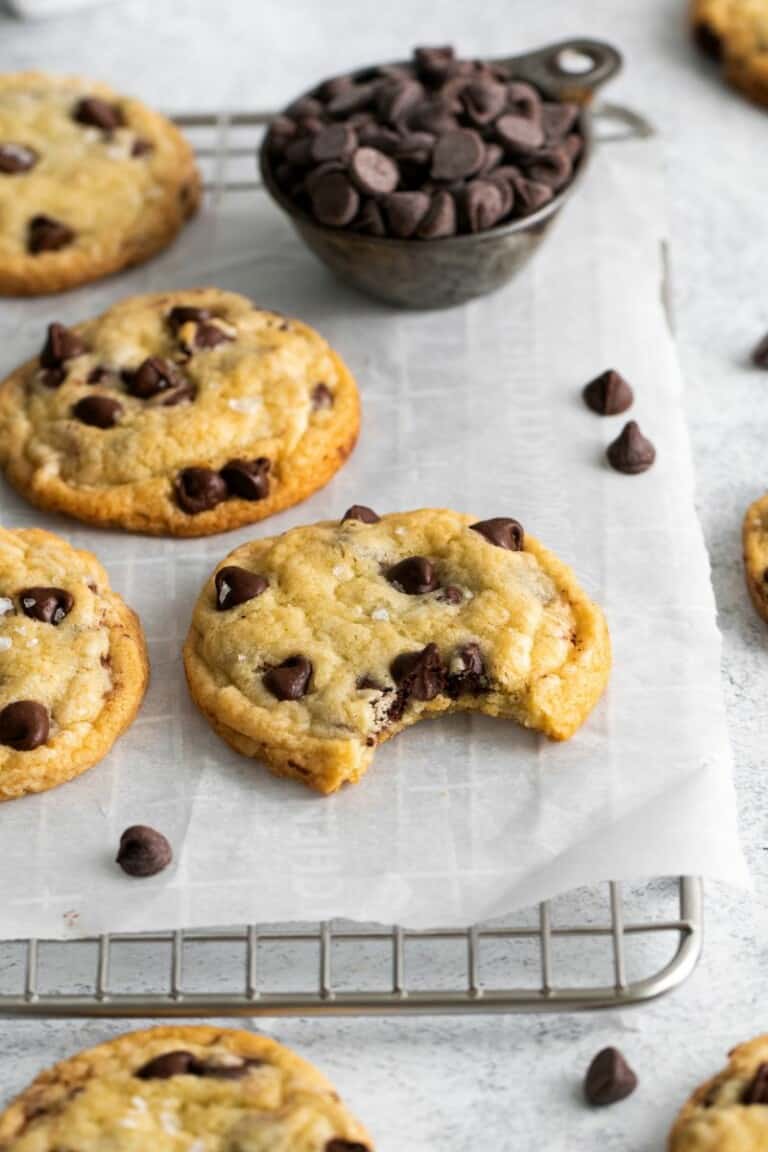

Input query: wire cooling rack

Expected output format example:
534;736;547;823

0;107;702;1017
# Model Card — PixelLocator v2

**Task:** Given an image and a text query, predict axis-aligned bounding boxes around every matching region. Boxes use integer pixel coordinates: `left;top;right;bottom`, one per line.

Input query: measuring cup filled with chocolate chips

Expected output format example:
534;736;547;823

260;39;621;308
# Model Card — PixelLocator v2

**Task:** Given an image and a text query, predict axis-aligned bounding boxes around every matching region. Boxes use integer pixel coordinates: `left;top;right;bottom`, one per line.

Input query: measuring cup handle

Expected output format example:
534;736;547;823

504;38;623;102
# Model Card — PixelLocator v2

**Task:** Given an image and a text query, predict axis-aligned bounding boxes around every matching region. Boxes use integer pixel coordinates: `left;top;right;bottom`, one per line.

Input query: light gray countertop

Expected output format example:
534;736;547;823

1;1;766;1148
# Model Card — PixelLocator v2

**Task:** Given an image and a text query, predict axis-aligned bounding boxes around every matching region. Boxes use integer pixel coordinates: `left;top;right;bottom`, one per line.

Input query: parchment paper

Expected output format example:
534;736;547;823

0;123;749;939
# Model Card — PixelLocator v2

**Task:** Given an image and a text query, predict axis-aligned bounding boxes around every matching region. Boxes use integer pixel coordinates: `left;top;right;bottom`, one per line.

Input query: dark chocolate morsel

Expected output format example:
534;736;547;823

349;146;399;196
386;555;439;595
0;700;49;750
583;369;634;416
439;584;464;604
19;587;74;625
215;566;268;610
73;96;124;132
506;81;542;120
72;395;123;428
116;824;172;878
167;306;210;333
390;643;446;702
126;356;188;400
40;322;86;368
264;655;313;701
27;214;75;253
310;171;360;227
383;191;430;238
311;123;358;163
0;143;38;174
325;1142;372;1152
584;1047;638;1106
470;517;524;550
606;421;656;474
220;457;271;501
416;190;457;239
136;1051;198;1080
461;79;507;125
461;180;506;232
525;146;572;191
511;175;553;216
413;45;456;81
430;128;485;180
743;1063;768;1104
174;467;229;514
131;137;153;156
342;505;380;524
447;642;487;696
312;382;334;409
40;368;65;389
541;102;580;139
752;332;768;368
496;113;545;155
87;366;113;385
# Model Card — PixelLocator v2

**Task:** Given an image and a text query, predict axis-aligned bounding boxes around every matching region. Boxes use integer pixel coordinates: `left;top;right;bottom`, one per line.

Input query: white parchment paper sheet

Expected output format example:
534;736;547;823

0;125;748;939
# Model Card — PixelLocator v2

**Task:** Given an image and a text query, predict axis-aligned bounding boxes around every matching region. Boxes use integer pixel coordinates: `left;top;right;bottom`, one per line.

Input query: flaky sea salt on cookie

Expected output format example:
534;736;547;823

0;72;200;295
0;289;360;536
0;527;148;801
184;506;611;793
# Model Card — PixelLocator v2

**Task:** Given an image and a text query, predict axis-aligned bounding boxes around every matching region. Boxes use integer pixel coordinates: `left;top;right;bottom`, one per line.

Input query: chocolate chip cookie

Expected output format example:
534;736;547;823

668;1034;768;1150
0;72;200;295
0;289;360;536
0;527;148;801
690;0;768;106
184;507;611;793
742;491;768;621
0;1025;372;1151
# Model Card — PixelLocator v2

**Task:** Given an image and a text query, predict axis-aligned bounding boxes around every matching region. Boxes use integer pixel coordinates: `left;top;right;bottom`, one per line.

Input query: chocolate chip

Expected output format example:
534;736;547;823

448;642;487;696
312;382;334;409
318;74;355;101
215;566;268;610
116;824;172;878
27;215;75;254
541;102;580;139
390;643;446;702
0;701;49;751
743;1063;768;1104
583;369;634;416
168;305;210;332
393;131;435;166
73;96;124;132
752;332;768;368
564;133;583;162
525;146;572;190
606;421;656;474
408;99;459;135
327;82;378;118
477;142;503;176
40;368;65;389
496;113;545;156
387;555;439;594
416;190;457;239
349;146;399;196
311;123;358;163
325;1142;372;1152
19;587;74;625
0;143;37;174
220;457;270;501
506;81;542;120
136;1051;197;1079
342;504;380;524
72;395;123;428
131;137;153;156
201;1060;260;1080
88;368;112;387
376;78;424;124
584;1047;637;1106
431;128;485;180
462;79;507;125
174;467;228;514
461;180;506;232
264;655;313;701
126;357;192;403
471;517;524;550
358;124;400;154
511;175;553;216
414;45;456;82
383;191;430;238
310;171;360;227
485;173;514;218
354;198;387;236
40;322;86;368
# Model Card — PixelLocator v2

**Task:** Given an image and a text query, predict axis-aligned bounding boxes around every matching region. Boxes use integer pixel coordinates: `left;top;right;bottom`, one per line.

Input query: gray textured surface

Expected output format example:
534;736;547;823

0;1;765;1148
